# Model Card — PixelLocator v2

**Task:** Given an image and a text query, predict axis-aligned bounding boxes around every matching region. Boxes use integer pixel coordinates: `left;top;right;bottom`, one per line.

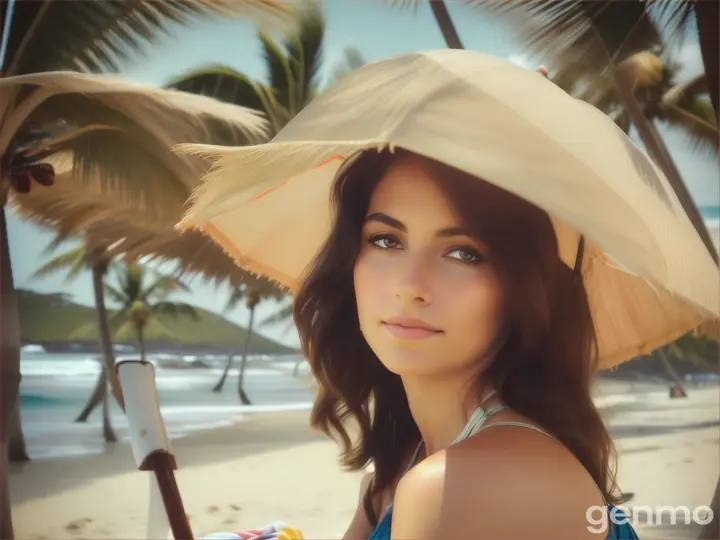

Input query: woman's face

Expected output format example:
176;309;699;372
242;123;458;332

353;155;506;379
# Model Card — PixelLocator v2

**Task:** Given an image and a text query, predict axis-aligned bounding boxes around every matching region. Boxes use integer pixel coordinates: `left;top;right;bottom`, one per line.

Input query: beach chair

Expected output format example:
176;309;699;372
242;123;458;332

116;360;194;540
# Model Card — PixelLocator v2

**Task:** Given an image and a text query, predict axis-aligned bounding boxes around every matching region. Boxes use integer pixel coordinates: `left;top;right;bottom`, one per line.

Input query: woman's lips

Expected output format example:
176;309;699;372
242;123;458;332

381;318;442;340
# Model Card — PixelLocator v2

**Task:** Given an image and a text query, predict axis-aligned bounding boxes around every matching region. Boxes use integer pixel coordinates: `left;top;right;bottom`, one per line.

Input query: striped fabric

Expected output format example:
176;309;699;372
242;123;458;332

201;521;304;540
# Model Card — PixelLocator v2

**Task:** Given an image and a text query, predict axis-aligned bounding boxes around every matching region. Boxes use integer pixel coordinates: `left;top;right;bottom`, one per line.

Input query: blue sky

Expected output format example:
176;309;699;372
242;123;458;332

8;1;719;346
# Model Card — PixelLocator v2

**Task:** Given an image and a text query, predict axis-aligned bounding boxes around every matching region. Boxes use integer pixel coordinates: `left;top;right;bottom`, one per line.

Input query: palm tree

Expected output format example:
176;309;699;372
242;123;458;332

32;238;124;438
502;7;719;397
471;5;720;526
258;301;305;375
171;3;367;373
694;0;719;124
0;0;280;473
391;1;464;50
13;169;292;398
552;51;717;149
0;3;292;537
428;1;464;49
328;46;367;87
391;1;718;262
478;1;718;263
168;0;328;402
213;282;284;403
0;4;289;538
94;262;200;361
453;1;719;122
168;0;325;135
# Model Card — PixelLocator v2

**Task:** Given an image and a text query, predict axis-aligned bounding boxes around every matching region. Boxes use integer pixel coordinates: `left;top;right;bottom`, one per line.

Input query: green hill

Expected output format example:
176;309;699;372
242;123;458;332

18;289;297;355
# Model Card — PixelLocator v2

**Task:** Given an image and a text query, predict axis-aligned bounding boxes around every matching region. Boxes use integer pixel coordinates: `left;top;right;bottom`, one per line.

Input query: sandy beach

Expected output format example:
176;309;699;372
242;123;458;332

9;384;719;539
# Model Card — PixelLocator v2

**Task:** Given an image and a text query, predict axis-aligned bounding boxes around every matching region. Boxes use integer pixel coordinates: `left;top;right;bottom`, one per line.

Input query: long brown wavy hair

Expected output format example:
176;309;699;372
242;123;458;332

292;148;621;525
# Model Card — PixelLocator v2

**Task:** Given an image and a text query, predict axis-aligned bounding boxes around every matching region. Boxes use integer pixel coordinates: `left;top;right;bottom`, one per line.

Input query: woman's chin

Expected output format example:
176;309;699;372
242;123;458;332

377;350;449;378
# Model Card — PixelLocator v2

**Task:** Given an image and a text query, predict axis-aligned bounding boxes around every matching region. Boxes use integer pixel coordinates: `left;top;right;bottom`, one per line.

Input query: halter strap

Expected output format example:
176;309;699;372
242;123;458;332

406;388;506;470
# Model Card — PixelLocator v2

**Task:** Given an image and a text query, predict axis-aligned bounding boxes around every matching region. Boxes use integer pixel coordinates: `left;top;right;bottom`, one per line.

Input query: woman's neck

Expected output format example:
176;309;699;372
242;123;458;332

402;372;495;456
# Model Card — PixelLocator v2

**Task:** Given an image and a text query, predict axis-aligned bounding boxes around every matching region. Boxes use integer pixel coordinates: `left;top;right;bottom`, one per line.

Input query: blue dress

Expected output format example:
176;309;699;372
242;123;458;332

368;503;639;539
368;390;640;539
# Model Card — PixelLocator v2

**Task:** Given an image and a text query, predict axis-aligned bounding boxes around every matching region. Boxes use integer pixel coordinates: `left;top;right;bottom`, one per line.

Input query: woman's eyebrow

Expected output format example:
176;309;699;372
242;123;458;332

365;212;406;231
364;212;472;237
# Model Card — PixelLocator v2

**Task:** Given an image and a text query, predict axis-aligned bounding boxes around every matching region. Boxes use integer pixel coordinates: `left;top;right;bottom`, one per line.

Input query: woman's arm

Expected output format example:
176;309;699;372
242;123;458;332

342;472;376;540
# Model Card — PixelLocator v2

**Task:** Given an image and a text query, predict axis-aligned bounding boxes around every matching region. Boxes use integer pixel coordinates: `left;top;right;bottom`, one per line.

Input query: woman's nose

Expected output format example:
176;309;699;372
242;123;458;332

394;258;433;305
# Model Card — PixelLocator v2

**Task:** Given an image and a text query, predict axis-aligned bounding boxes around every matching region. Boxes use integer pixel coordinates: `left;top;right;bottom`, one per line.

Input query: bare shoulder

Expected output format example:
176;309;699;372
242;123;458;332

391;425;608;540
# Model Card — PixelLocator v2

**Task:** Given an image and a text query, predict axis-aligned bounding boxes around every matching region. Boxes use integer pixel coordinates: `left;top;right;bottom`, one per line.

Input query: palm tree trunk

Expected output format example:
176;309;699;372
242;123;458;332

89;255;124;409
75;365;106;422
694;5;720;512
1;202;26;539
699;477;719;539
237;307;256;405
0;450;10;540
656;347;687;398
73;364;117;442
213;350;234;392
7;404;27;462
696;0;720;125
614;63;719;264
137;325;146;362
101;373;117;443
75;362;126;421
429;1;464;49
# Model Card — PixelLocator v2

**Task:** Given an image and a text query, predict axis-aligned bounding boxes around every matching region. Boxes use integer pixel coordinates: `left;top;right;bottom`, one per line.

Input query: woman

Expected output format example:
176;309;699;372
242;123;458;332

290;148;638;540
184;50;718;540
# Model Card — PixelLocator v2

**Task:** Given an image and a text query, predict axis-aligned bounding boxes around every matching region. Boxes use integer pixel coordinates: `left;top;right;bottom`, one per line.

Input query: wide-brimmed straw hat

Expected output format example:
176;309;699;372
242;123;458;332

177;49;719;370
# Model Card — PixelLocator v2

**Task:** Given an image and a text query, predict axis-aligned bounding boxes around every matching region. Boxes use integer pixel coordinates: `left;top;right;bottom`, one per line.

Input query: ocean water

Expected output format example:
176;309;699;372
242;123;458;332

701;205;720;231
19;352;315;460
17;207;720;461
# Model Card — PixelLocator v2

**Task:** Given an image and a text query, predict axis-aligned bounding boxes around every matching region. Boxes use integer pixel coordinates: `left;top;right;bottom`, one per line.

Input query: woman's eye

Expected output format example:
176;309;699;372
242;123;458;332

447;247;483;264
368;234;401;250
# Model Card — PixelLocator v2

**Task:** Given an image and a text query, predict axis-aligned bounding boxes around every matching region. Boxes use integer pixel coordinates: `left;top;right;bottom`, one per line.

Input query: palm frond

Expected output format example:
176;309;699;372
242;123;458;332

142;273;191;300
122;264;147;305
225;286;246;313
104;282;128;306
470;1;663;79
327;46;367;88
32;244;87;281
152;301;200;321
646;0;696;46
252;82;294;132
2;72;268;229
64;130;190;218
137;316;187;341
610;107;631;135
284;0;325;108
661;73;718;156
111;319;140;343
80;216;274;290
10;164;186;234
260;303;293;327
68;306;128;340
540;36;714;159
259;31;296;112
663;96;719;157
225;280;285;313
5;70;268;146
165;65;267;114
68;318;101;340
3;0;294;76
